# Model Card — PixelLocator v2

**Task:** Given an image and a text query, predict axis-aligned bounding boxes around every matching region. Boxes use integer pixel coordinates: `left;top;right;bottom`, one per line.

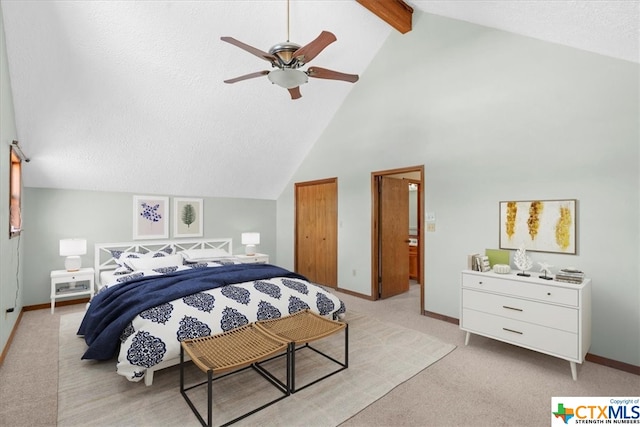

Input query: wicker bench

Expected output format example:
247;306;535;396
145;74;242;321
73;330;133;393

179;323;291;427
255;309;348;393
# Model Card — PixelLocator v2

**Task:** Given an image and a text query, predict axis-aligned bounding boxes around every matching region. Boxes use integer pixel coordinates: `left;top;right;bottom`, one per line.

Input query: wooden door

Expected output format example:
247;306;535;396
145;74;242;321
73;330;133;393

295;178;337;287
379;176;409;298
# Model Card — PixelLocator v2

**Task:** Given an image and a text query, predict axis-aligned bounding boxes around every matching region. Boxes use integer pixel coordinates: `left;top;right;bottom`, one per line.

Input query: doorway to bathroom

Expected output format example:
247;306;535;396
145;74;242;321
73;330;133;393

371;165;424;313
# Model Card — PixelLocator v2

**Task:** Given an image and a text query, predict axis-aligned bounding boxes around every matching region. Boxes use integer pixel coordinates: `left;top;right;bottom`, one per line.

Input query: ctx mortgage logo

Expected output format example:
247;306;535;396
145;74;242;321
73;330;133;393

552;397;640;426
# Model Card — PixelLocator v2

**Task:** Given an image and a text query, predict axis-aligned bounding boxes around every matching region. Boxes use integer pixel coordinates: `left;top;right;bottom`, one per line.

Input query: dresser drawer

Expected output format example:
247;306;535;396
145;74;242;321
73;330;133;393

461;309;579;360
462;274;578;306
462;289;578;333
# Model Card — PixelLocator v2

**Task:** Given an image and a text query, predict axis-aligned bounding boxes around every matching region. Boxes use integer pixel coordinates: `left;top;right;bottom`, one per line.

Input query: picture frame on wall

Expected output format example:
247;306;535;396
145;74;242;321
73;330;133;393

173;197;203;238
499;199;577;254
133;195;169;240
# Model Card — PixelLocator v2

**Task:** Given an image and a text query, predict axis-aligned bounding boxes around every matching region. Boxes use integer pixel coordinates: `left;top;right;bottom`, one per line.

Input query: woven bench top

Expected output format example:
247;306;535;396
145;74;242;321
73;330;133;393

181;323;289;375
256;309;346;344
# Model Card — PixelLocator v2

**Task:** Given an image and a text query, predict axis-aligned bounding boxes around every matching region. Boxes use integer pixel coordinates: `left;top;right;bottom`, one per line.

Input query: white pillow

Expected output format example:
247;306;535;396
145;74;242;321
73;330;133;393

110;249;174;274
124;254;184;271
180;248;230;262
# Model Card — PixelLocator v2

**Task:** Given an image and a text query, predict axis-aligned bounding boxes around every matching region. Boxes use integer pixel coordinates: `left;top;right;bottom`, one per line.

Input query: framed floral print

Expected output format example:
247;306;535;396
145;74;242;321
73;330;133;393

133;195;169;240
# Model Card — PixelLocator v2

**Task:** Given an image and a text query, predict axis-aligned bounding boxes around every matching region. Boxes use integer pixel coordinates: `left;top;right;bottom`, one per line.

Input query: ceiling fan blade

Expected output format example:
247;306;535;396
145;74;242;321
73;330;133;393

220;37;277;63
288;86;302;100
292;31;337;64
307;66;359;83
223;70;270;84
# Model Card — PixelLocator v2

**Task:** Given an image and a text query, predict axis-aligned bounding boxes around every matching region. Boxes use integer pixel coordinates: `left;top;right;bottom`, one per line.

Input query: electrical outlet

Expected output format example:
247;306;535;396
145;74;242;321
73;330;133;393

427;223;436;232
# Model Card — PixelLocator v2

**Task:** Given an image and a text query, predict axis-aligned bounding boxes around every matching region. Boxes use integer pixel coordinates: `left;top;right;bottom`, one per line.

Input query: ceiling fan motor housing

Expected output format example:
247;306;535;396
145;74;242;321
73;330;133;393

269;42;304;68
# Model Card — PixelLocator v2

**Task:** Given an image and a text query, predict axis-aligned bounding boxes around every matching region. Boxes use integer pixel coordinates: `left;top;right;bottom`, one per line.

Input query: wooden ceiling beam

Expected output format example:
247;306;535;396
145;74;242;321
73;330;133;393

356;0;413;34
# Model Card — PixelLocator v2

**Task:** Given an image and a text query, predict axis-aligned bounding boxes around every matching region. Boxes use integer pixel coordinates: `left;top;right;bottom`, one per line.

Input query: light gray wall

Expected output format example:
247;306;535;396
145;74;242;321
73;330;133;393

22;187;276;306
0;4;22;354
276;12;639;366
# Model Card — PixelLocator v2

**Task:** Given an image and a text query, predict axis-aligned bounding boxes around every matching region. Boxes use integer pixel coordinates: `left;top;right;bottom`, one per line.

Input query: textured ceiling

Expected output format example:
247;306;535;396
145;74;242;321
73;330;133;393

2;0;638;200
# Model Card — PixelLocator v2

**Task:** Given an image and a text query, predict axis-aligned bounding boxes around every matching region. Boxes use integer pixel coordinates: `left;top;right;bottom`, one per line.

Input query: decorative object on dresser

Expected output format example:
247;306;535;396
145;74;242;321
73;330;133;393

478;256;491;272
538;261;554;280
59;238;87;271
467;253;480;270
469;254;491;272
513;246;533;276
499;199;577;254
492;264;510;274
460;269;591;380
241;232;260;255
555;268;585;284
485;248;510;267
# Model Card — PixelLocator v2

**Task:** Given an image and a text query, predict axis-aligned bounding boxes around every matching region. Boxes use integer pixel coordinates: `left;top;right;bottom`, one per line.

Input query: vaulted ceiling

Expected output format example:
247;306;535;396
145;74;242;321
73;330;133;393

2;1;637;200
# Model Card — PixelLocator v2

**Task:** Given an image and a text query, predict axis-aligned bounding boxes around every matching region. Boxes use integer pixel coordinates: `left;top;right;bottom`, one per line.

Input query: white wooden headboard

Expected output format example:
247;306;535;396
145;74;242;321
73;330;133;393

94;238;233;285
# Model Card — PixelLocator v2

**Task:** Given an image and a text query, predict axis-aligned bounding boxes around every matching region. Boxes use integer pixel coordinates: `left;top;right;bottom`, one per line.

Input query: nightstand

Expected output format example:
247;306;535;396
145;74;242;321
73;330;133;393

50;267;95;314
235;253;269;264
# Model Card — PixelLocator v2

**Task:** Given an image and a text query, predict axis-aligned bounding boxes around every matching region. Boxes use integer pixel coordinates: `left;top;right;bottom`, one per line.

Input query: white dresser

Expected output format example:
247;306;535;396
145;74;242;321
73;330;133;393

460;269;591;380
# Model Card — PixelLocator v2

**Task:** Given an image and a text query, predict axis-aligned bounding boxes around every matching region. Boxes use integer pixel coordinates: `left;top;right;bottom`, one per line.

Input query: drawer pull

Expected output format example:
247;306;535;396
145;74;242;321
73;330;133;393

502;328;523;335
502;305;523;312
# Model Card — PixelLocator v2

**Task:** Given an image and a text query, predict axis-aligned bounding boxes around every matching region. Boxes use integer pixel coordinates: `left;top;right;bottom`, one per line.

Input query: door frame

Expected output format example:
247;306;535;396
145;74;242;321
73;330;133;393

371;165;424;313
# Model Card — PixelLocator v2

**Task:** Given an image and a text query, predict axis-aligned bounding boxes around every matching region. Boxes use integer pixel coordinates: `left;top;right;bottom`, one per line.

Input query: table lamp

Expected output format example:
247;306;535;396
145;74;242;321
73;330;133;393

59;238;87;271
241;232;260;256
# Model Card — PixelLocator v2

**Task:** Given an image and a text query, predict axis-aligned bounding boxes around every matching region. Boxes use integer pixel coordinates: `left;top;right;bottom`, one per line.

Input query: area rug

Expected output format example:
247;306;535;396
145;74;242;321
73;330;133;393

58;310;455;426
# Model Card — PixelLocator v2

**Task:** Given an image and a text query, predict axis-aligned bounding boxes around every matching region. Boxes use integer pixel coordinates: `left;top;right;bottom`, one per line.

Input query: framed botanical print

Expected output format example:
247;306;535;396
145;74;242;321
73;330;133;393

173;198;203;238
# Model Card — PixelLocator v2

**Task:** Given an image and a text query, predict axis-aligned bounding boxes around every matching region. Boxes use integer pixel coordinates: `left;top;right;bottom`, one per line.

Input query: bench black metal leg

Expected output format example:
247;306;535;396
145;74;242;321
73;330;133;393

290;323;349;393
345;323;349;368
207;370;213;427
181;350;290;427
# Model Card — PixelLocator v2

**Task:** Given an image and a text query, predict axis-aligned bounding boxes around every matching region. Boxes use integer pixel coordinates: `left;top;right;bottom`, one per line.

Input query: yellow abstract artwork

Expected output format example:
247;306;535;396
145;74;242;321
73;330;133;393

499;199;577;254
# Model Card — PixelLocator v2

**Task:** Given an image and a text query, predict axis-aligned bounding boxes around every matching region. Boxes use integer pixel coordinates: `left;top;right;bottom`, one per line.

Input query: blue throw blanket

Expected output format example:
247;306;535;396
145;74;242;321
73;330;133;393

78;263;307;360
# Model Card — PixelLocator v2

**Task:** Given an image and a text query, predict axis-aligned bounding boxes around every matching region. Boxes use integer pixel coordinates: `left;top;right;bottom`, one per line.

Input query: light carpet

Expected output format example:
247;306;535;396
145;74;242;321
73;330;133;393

58;310;455;427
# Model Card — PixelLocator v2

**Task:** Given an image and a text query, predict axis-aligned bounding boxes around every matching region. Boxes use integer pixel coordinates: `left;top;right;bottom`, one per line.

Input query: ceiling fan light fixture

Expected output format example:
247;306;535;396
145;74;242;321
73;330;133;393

268;69;308;89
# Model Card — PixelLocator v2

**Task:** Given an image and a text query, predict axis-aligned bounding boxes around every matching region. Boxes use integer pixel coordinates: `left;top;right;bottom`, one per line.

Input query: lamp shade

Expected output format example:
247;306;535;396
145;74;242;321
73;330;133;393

241;232;260;256
59;238;87;271
241;233;260;245
59;238;87;256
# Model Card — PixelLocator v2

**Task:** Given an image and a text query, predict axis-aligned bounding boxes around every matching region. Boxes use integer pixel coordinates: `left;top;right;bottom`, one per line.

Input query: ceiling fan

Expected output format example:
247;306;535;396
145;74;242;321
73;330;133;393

220;1;359;100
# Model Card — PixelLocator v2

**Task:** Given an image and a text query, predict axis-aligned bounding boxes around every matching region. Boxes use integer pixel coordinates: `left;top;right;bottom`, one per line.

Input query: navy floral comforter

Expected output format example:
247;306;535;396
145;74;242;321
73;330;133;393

78;263;345;382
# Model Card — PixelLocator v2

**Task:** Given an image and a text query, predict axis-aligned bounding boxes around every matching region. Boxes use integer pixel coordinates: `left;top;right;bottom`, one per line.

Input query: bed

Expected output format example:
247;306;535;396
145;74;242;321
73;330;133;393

78;238;346;386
